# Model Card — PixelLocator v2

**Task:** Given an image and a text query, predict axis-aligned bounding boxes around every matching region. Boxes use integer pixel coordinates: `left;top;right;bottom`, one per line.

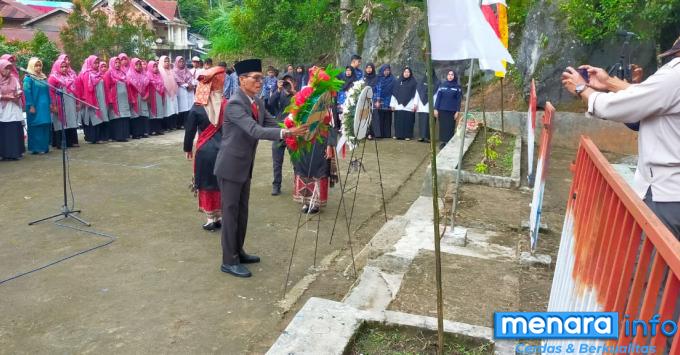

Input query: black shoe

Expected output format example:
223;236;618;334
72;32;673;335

220;263;252;277
417;138;424;142
214;219;222;229
271;185;281;196
203;221;218;231
239;253;260;264
308;205;320;214
301;205;309;213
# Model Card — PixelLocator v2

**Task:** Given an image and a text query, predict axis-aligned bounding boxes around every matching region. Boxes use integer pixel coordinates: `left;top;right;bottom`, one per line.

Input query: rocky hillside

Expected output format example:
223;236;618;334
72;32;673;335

338;0;659;107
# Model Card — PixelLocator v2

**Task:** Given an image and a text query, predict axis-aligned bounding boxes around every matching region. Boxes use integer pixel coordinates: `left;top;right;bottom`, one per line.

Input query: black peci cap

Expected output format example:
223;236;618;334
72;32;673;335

235;59;262;76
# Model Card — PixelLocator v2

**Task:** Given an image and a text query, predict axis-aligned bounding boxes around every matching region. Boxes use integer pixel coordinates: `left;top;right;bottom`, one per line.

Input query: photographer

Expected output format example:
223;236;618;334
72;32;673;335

270;75;297;196
561;36;680;240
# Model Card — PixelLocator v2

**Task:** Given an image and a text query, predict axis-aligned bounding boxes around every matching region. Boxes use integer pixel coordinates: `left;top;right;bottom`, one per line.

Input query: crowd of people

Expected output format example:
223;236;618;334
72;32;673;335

0;53;235;160
0;51;466;236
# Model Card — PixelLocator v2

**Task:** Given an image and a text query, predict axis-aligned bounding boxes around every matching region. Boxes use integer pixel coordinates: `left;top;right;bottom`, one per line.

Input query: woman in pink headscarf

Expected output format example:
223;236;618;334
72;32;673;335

174;56;194;129
158;55;179;131
48;57;80;148
104;56;132;141
0;59;25;160
118;53;130;72
146;60;166;135
96;61;111;141
126;58;150;139
77;55;106;144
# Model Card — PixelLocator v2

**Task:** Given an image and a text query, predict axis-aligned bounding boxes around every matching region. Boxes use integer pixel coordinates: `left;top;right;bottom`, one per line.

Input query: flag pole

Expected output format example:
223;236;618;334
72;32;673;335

423;1;445;351
450;58;475;232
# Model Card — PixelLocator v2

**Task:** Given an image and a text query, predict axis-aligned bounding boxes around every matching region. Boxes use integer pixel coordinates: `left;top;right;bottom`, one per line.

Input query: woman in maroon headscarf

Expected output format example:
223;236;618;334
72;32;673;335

78;55;106;144
174;56;194;129
104;56;131;141
126;58;150;139
48;56;80;148
146;60;165;135
0;59;25;160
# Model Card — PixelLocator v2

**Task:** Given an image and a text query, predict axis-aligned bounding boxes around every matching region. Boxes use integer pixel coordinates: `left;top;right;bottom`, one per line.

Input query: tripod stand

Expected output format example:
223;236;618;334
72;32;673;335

27;72;98;226
608;32;635;81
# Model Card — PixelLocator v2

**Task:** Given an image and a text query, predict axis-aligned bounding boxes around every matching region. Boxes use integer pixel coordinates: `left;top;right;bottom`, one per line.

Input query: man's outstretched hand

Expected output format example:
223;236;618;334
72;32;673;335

287;125;308;137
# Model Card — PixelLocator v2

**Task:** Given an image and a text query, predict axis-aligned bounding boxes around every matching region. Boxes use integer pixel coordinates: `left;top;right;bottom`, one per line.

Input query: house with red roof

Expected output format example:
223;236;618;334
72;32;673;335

93;0;190;58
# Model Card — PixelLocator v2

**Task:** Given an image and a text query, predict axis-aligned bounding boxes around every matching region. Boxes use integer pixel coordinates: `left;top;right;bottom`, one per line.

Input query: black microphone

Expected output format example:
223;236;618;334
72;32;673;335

616;29;638;38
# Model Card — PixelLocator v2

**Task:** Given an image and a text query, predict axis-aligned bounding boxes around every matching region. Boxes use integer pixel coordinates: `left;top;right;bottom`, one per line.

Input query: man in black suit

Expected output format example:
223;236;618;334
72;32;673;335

214;59;307;278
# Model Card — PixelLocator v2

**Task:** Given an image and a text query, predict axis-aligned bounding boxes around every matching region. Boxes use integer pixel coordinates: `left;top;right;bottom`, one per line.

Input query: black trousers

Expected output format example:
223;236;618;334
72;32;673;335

272;140;286;187
219;178;252;265
439;110;457;146
644;188;680;240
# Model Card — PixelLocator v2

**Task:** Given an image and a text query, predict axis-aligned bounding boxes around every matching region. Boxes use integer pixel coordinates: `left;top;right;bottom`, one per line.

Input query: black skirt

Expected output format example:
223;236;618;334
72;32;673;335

110;117;130;141
0;121;25;159
394;110;415;139
130;117;147;138
195;133;221;191
371;109;393;138
417;112;430;140
53;128;79;148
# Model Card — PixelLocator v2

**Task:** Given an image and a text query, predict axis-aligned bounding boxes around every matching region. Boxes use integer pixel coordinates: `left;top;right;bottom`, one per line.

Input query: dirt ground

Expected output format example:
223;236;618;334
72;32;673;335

392;145;591;326
389;251;520;328
0;131;430;354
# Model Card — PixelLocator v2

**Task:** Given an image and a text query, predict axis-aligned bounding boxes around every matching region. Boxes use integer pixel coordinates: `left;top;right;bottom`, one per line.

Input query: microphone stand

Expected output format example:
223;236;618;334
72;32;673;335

24;69;99;226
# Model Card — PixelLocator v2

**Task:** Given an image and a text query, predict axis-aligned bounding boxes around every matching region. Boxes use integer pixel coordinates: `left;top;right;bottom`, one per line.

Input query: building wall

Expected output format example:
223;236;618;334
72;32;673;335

29;12;69;32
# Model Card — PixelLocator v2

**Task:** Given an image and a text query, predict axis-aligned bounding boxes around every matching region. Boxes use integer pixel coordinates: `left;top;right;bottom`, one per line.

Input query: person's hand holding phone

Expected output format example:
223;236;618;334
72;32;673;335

578;65;609;91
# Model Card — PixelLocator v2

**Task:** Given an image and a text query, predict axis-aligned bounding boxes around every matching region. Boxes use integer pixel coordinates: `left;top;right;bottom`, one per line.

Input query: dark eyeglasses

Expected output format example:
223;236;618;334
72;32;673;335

245;75;264;82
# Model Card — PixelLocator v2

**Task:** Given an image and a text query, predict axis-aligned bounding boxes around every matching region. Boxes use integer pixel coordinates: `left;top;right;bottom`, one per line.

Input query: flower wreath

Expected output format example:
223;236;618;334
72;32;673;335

281;65;344;161
338;79;366;150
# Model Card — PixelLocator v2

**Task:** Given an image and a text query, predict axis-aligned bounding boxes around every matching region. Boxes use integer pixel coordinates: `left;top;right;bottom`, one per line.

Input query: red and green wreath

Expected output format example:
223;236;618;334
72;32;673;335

281;65;344;161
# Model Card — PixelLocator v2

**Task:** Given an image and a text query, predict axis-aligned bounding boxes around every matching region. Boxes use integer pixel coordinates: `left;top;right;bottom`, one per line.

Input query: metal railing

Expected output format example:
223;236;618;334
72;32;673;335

546;136;680;354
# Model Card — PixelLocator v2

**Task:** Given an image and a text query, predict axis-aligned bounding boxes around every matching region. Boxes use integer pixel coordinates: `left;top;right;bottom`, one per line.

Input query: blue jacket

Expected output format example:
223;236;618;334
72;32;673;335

374;64;394;107
260;75;278;101
434;82;462;112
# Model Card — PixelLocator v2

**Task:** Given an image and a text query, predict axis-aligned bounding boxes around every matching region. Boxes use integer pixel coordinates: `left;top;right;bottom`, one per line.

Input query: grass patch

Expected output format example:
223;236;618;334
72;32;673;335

346;323;493;355
462;129;516;177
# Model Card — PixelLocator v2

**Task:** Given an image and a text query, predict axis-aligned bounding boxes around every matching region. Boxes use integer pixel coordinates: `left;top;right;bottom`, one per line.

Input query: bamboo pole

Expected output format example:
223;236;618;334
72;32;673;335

450;59;475;232
423;14;445;355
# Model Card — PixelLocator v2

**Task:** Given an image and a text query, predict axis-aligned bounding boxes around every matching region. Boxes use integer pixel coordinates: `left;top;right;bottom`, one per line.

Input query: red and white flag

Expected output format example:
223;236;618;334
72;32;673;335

427;0;514;74
527;79;537;183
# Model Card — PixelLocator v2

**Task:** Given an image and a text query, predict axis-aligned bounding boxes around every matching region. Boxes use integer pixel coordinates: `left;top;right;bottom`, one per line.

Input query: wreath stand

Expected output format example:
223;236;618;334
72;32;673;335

328;86;388;275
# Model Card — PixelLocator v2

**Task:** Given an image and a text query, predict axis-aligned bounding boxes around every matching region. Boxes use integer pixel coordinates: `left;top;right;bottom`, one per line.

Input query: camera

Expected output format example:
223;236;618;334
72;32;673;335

578;68;589;83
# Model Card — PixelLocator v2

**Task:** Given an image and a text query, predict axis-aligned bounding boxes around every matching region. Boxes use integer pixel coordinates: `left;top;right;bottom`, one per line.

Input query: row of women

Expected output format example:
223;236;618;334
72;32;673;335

337;64;463;148
0;52;197;160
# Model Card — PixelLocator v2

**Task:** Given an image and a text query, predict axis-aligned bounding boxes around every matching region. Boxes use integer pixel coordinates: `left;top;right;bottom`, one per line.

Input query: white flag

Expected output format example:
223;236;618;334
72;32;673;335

428;0;514;73
481;0;507;5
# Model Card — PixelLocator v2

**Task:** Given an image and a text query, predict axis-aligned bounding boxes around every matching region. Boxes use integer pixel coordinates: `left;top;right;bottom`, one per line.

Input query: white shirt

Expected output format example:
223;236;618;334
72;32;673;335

587;57;680;202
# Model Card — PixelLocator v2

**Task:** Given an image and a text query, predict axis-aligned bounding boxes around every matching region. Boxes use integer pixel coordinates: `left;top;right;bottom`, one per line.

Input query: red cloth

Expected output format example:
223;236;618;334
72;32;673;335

194;98;227;175
198;190;221;213
251;101;259;121
481;5;501;38
293;176;329;207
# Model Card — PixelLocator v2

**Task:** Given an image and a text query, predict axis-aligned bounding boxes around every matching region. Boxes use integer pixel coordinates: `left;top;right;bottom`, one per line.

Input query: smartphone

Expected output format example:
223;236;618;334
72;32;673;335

578;68;590;83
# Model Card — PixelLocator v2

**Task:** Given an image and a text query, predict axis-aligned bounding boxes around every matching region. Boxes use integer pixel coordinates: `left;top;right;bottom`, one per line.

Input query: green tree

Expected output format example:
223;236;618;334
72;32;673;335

60;0;155;67
178;0;209;34
203;0;338;63
0;31;59;70
561;0;680;44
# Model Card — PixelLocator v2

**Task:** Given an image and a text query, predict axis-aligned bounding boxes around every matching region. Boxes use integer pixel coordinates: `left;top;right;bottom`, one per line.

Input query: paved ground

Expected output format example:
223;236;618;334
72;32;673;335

0;130;431;354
